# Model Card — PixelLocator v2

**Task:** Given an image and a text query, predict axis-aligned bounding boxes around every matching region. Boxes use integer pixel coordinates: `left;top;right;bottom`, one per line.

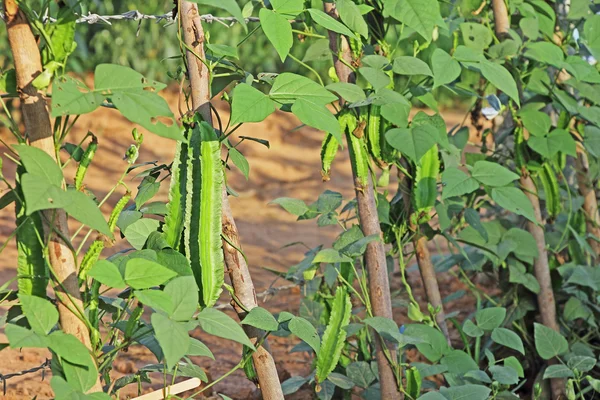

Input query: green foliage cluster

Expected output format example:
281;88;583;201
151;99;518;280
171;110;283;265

1;0;600;399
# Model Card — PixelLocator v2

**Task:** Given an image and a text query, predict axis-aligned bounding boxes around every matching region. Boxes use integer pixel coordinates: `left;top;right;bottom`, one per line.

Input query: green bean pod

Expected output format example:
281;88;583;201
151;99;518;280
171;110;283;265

163;138;189;250
320;133;339;181
346;113;370;190
367;105;386;168
412;145;440;224
75;135;98;191
538;163;561;219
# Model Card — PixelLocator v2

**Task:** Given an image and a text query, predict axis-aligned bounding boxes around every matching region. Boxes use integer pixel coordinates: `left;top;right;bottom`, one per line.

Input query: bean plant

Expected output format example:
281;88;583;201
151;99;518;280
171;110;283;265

1;0;600;399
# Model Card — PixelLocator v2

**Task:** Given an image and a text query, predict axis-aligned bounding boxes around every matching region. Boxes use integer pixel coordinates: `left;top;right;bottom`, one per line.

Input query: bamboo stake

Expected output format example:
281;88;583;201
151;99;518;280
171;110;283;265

323;4;401;399
575;152;600;258
179;3;283;399
3;0;102;393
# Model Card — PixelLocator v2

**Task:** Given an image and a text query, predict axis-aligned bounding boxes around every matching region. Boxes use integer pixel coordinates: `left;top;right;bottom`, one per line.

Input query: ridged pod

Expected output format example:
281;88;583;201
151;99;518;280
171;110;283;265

367;105;386;168
346;113;370;189
15;166;47;297
74;135;98;191
320;133;339;181
538;163;561;219
412;145;439;224
315;287;352;383
243;345;258;383
162;138;189;249
183;120;225;308
514;127;527;170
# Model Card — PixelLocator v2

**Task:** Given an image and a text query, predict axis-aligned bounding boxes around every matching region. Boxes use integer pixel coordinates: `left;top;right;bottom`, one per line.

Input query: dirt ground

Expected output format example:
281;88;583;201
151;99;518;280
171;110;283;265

0;87;485;399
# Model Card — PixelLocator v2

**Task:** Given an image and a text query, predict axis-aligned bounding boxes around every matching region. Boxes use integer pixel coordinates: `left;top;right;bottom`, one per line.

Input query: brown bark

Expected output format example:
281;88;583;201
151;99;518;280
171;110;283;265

180;3;283;399
575;152;600;258
4;1;103;393
492;0;510;39
324;4;401;399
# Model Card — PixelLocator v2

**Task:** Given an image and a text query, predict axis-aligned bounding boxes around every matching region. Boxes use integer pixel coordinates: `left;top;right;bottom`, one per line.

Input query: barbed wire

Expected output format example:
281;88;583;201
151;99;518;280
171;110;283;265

0;359;50;395
214;283;299;310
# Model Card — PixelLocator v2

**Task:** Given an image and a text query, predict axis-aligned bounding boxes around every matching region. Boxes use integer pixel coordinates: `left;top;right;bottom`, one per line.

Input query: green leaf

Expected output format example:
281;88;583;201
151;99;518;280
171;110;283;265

479;61;520;106
471;161;519;187
503;228;539;262
364;317;416;345
316;288;352;383
123;218;160;249
51;76;103;116
520;110;552;136
94;64;166;92
48;331;94;366
134;289;174;314
187;338;215;359
206;44;239;59
62;357;98;393
491;186;537;223
269;73;337;105
303;39;332;62
64;189;111;236
393;56;433;76
307;9;358;40
584;15;600;60
475;307;506;331
386;125;437;162
124;258;177;289
504;356;524;378
13;145;63;187
346;361;376;388
313;248;353;264
270;197;309;216
6;324;49;348
260;9;293;62
336;0;369;38
152;313;190;370
289;316;321;353
19;294;58;335
404;324;450;362
327;373;354;389
489;365;519;385
196;308;254;347
440;350;478;375
543;364;574;379
440;385;491;400
88;260;127;289
325;82;366;103
358;67;391;90
192;0;246;29
567;356;596;372
271;0;304;18
534;323;568;360
524;42;565;67
291;98;341;141
441;167;479;199
383;0;441;42
230;83;276;125
528;129;577;158
460;23;493;51
491;328;525;354
432;49;461;89
508;260;541;293
228;148;250;180
463;319;484;337
242;307;279;331
164;276;198;321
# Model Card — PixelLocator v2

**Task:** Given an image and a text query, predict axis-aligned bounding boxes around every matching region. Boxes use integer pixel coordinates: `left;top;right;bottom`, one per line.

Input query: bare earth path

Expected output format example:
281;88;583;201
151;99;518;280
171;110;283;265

0;88;479;399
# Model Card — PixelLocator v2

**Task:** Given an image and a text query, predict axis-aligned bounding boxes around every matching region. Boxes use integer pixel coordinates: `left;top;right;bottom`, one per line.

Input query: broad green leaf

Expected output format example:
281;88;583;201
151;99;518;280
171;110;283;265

567;0;591;19
123;218;160;249
134;289;174;314
270;197;309;216
489;365;519;385
404;324;450;362
88;260;127;289
260;9;293;62
504;356;525;378
51;76;103;116
191;0;246;29
269;73;337;105
307;9;358;40
460;23;492;51
503;228;539;262
563;297;591;321
364;316;418;345
491;186;536;223
313;248;353;264
6;324;49;348
206;44;239;59
94;64;166;92
479;61;520;106
327;373;354;389
471;161;519;187
62;357;98;392
152;313;190;369
345;361;376;388
289;316;321;353
196;308;254;347
163;276;198;321
508;260;540;294
19;294;58;335
441;167;479;199
13;145;63;187
64;189;111;236
524;42;565;67
187;338;215;359
384;0;441;42
337;0;369;38
386;125;437;162
358;67;391;90
528;129;577;158
230;83;276;125
271;0;304;18
440;350;478;375
393;56;433;76
463;319;484;337
48;331;94;366
432;49;461;89
124;258;177;289
520;110;551;136
534;323;568;360
325;82;366;103
229;148;250;180
584;15;600;60
242;307;279;331
475;307;506;331
567;356;596;372
440;385;491;400
543;364;574;379
491;328;525;354
303;39;332;62
291;98;341;141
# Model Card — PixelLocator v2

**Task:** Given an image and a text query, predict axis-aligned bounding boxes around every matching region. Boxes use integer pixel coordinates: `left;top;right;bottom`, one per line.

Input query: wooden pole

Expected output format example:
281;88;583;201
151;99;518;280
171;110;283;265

3;0;102;393
324;4;401;399
180;3;284;399
575;152;600;258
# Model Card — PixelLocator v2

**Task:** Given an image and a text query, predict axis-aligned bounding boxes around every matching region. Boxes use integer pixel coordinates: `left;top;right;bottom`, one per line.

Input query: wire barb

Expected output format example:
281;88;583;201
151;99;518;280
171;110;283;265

0;359;51;396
